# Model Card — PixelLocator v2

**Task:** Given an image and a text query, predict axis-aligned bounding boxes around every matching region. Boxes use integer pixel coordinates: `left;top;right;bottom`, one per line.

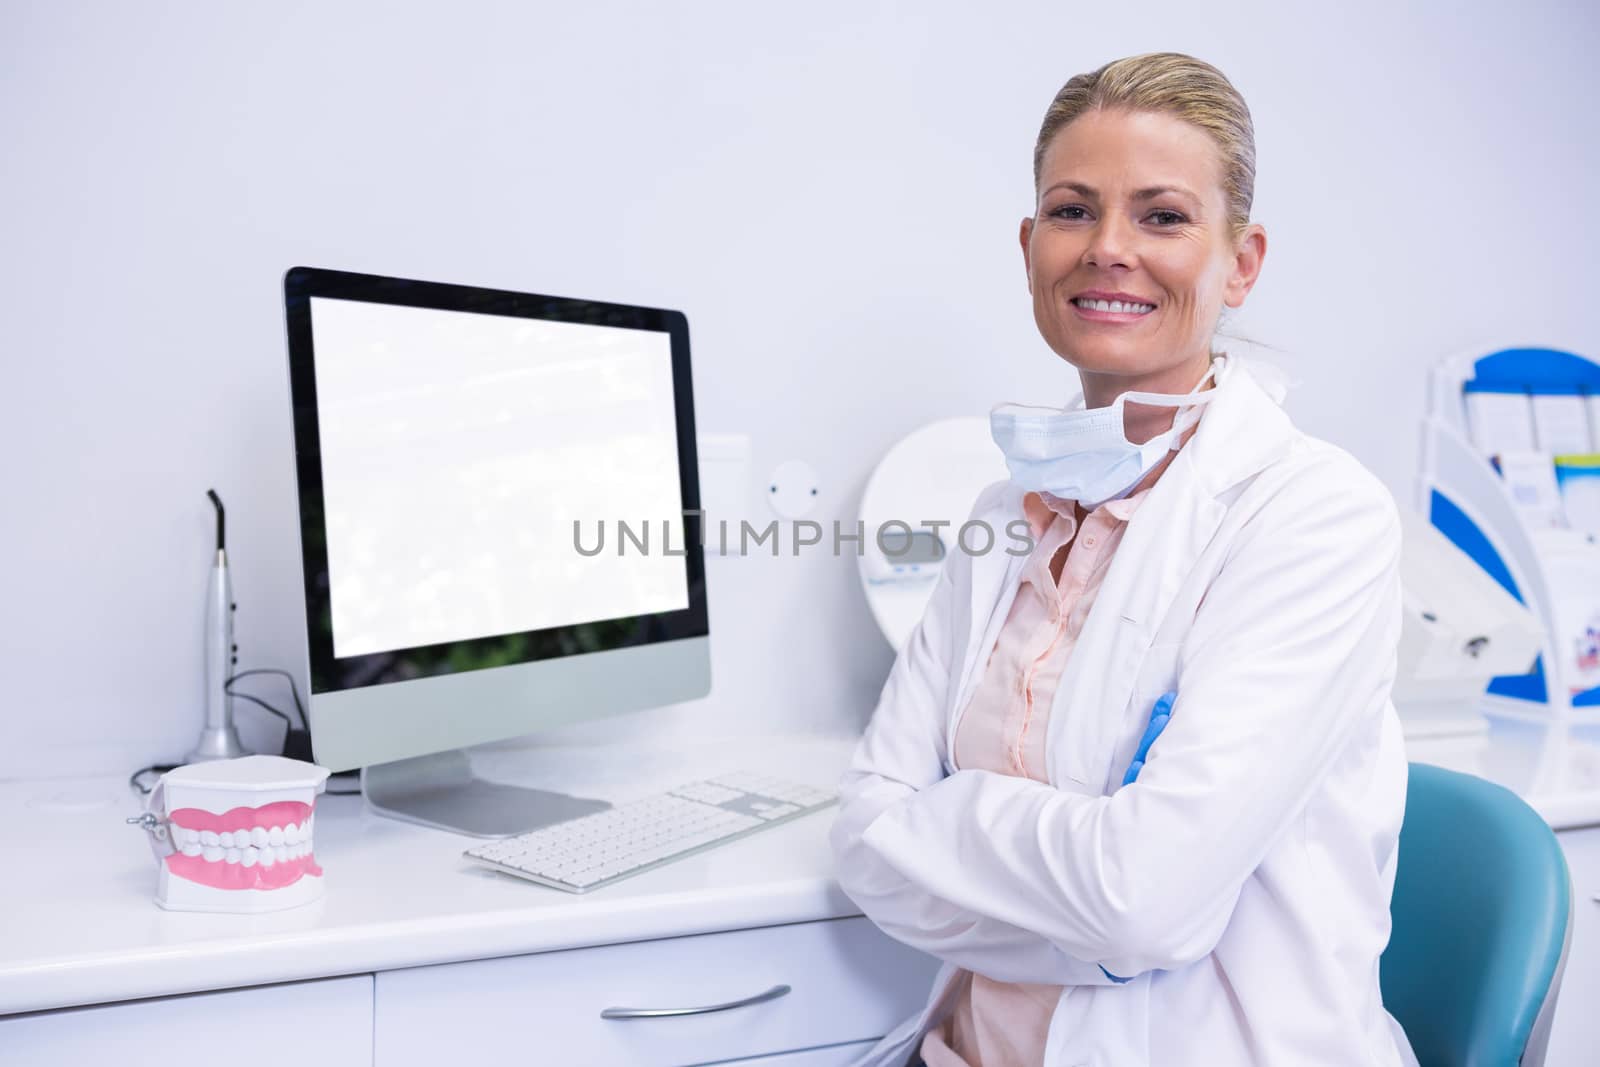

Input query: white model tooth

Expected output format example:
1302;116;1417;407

202;845;223;862
224;847;240;864
274;845;288;863
267;825;284;847
176;827;198;847
200;830;219;847
284;822;301;845
258;845;276;866
252;827;268;848
218;831;234;848
240;847;259;867
181;840;203;856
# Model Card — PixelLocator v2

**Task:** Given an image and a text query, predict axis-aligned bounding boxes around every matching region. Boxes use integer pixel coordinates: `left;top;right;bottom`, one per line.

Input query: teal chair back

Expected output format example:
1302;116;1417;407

1381;763;1573;1066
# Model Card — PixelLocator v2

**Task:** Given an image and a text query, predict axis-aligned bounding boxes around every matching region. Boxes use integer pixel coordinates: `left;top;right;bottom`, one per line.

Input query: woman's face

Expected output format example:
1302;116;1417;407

1021;107;1266;405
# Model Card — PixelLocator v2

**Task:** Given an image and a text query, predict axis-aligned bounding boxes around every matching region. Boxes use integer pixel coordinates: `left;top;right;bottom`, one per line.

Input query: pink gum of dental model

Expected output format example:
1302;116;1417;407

165;799;323;891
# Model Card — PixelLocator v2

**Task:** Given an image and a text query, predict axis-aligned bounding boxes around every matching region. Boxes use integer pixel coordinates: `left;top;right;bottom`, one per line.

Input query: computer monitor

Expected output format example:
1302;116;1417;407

282;266;710;836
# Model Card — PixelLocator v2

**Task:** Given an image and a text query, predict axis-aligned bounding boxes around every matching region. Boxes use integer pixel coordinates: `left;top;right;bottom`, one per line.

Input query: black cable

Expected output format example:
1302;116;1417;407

204;692;362;794
229;690;290;729
128;683;294;795
129;668;363;797
225;672;308;766
129;764;180;796
226;669;307;729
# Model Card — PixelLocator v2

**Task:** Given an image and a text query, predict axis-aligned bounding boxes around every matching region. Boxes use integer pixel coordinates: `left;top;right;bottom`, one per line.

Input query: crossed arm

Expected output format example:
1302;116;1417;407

831;473;1402;983
830;489;1139;986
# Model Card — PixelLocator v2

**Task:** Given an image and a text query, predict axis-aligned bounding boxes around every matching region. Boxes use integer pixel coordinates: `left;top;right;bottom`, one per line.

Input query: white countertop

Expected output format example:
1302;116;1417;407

10;710;1600;1018
0;733;863;1016
1405;709;1600;829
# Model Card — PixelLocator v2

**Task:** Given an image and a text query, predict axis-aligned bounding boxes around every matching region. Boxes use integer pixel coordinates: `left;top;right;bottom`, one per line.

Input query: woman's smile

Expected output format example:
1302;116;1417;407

1070;294;1158;325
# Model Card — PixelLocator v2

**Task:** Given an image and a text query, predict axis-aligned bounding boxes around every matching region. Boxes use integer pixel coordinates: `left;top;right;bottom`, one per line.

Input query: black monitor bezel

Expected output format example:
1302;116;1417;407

283;265;708;695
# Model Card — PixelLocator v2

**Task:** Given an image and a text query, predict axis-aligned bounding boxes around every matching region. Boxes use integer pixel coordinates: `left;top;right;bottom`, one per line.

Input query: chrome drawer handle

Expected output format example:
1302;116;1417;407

599;983;792;1019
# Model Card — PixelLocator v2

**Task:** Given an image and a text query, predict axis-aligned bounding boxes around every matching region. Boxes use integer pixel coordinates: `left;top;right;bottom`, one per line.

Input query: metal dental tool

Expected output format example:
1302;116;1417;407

186;489;246;763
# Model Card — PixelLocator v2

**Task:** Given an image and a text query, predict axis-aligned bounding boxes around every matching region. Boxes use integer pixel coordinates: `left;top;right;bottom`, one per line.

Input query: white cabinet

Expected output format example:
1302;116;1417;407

0;919;933;1067
374;916;938;1067
0;974;373;1067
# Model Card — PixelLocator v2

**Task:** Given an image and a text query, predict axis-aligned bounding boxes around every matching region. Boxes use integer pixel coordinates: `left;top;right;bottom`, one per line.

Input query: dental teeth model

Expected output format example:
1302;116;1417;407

131;755;332;913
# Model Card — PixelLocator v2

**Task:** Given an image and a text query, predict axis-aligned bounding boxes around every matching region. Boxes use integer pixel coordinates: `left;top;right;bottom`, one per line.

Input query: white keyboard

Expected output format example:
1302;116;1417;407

462;772;838;893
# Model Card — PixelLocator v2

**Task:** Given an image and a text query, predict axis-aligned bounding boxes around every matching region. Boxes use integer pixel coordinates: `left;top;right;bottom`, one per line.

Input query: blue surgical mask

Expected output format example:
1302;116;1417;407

990;360;1221;509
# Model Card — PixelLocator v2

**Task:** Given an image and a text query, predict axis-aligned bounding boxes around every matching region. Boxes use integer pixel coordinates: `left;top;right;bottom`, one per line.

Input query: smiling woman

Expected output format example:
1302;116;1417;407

830;51;1421;1067
1022;56;1268;434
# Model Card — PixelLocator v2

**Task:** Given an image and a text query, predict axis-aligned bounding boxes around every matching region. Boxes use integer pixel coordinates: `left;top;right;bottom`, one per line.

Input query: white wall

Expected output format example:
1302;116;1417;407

3;0;1597;779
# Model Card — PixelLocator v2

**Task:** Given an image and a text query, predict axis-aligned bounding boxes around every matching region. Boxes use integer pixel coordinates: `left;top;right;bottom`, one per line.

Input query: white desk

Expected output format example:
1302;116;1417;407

5;725;1600;1066
0;733;939;1067
1407;710;1600;829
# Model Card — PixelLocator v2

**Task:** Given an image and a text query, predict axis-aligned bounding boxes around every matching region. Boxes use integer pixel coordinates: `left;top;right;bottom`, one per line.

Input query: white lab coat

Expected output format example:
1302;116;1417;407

830;354;1420;1067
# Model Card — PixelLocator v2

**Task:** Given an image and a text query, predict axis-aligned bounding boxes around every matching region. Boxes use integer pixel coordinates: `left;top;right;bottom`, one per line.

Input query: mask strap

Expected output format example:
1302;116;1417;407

1141;363;1219;450
1121;362;1221;408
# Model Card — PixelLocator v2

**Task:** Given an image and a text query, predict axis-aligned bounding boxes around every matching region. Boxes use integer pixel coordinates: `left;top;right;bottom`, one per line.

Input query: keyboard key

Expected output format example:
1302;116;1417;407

754;803;801;820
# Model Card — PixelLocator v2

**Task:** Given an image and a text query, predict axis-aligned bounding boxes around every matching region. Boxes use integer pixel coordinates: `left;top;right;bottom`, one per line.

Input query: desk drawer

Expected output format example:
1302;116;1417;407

0;975;373;1067
373;916;937;1067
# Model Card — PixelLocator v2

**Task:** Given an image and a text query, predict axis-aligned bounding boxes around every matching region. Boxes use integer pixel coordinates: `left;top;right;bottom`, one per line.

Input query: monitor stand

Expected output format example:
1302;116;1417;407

360;748;611;838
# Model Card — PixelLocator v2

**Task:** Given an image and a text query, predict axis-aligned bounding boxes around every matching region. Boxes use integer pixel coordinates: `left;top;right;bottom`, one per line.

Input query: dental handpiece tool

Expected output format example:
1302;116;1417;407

187;489;246;763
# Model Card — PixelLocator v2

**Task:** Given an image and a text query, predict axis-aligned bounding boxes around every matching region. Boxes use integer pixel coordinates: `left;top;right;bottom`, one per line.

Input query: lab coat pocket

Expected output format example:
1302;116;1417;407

1132;641;1183;702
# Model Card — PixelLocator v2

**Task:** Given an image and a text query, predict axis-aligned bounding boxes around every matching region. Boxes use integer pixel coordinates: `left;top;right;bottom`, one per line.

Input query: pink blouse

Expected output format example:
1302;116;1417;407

919;419;1199;1067
917;486;1151;1067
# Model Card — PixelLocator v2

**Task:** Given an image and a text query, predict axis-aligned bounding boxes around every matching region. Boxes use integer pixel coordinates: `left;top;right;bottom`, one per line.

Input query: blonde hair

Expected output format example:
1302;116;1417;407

1033;52;1256;243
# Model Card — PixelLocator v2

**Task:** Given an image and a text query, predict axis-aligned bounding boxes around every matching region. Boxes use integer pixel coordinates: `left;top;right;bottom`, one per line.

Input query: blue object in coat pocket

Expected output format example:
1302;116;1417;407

1103;688;1178;983
1121;690;1177;787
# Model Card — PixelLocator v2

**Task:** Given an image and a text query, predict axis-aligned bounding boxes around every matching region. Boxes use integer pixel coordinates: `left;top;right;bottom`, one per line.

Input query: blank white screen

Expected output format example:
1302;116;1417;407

309;296;689;658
